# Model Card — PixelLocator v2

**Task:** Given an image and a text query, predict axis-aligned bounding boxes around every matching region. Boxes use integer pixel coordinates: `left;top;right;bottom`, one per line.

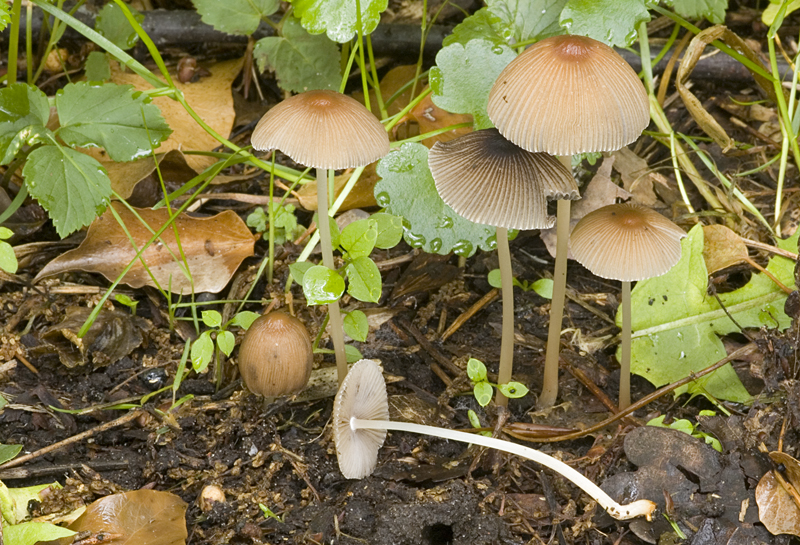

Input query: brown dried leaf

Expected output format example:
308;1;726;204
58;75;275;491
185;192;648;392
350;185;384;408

69;490;188;545
104;150;198;207
87;59;243;172
756;451;800;536
703;224;749;274
408;91;472;148
296;163;380;211
35;203;254;294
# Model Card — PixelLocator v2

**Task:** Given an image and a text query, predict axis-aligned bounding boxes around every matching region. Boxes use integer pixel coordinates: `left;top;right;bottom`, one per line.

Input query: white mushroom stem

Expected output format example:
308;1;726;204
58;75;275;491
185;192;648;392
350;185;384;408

316;168;348;384
620;280;632;409
495;226;514;407
350;416;656;521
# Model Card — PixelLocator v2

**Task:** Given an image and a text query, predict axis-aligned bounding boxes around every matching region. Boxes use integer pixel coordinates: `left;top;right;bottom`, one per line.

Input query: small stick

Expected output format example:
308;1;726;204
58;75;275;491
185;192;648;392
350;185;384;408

741;237;799;261
398;318;462;378
0;410;143;470
16;351;38;375
441;289;499;342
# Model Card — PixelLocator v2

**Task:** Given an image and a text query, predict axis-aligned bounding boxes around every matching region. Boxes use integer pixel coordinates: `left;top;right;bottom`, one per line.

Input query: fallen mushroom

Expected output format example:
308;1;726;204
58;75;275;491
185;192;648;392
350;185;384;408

333;359;657;521
569;203;686;408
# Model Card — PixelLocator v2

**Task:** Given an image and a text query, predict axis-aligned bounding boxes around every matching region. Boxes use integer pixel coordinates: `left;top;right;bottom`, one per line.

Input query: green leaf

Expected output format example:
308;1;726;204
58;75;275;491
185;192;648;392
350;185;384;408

0;240;18;274
343;309;369;342
289;261;314;283
486;0;567;43
56;82;171;162
191;331;215;373
531;278;553;299
290;0;388;42
488;269;502;288
5;521;76;545
0;443;22;465
430;39;516;130
23;145;111;237
247;206;268;232
346;256;381;303
467;357;487;382
192;0;280;35
474;382;494;406
254;18;341;93
232;311;261;330
1;482;59;524
371;212;403;249
95;2;144;50
201;310;222;328
443;8;511;47
663;0;728;24
467;409;482;428
499;381;529;398
0;83;51;165
84;51;111;82
340;219;377;258
216;330;235;357
762;0;800;26
560;0;649;47
0;0;10;32
303;265;345;304
345;344;362;362
375;143;497;258
626;225;798;403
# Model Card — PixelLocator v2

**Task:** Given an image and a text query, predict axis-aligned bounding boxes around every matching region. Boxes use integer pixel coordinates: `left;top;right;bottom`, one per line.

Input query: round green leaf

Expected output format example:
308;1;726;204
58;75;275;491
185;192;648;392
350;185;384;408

232;311;261;330
473;382;493;407
371;212;403;249
487;269;502;288
498;381;529;399
191;332;214;373
560;0;650;47
340;219;377;258
467;358;487;383
216;330;235;357
343;310;369;342
487;0;567;43
532;278;553;299
289;261;314;284
192;0;280;35
345;344;363;362
201;310;222;328
0;242;18;274
346;256;382;303
291;0;388;42
303;265;345;305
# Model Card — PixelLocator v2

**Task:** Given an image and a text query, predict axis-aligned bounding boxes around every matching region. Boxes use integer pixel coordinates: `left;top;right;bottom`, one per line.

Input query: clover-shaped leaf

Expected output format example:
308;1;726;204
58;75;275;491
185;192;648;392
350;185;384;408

560;0;649;47
192;0;280;35
486;0;567;43
290;0;388;43
443;8;511;48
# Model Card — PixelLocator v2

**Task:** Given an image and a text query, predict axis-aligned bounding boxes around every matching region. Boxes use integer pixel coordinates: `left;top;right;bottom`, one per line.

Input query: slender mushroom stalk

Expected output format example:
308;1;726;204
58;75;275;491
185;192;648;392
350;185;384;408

335;359;657;521
251;90;390;384
428;129;576;406
487;35;650;408
569;203;686;409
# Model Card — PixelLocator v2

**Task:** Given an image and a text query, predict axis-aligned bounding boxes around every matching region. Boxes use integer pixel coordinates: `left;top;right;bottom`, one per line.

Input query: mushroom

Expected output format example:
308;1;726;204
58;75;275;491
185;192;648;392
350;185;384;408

428;129;576;406
487;35;650;408
334;359;656;521
251;90;390;384
238;311;314;397
569;203;686;408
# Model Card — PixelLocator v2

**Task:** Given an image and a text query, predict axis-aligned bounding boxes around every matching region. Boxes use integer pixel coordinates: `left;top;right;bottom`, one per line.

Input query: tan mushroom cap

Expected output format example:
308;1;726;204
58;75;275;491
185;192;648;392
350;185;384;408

251;90;390;170
487;35;649;155
569;203;686;282
428;129;578;230
333;359;389;479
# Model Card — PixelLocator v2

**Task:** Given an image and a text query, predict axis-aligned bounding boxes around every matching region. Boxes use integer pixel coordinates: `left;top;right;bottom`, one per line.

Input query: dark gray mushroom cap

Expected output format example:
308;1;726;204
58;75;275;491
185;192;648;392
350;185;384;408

428;129;578;230
333;359;390;479
487;35;649;155
569;203;686;282
251;90;390;170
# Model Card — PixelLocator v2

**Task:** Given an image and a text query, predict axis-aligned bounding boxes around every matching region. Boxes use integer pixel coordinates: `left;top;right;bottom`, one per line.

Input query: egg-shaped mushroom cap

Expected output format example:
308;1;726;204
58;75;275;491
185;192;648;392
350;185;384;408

251;90;390;170
487;35;649;155
569;203;686;282
238;312;313;397
429;129;578;230
333;359;389;479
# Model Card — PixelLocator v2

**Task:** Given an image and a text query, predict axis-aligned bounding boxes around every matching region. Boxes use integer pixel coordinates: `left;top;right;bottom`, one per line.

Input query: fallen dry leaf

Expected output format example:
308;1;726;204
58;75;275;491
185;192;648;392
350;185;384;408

296;163;380;211
104;150;198;206
35;202;255;294
703;224;749;274
409;91;472;148
756;451;800;536
68;490;188;545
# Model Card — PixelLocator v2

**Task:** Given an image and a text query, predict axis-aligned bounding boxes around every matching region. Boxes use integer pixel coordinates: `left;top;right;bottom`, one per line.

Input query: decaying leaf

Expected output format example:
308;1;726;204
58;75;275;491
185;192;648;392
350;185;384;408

94;59;242;172
35;203;255;294
703;224;749;274
756;452;800;536
103;150;198;207
36;306;147;368
409;92;473;148
68;490;188;545
296;163;380;211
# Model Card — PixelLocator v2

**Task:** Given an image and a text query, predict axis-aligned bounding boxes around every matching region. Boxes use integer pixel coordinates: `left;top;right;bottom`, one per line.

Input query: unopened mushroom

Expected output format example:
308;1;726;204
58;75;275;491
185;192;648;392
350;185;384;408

569;203;686;408
334;359;656;521
238;311;314;397
487;35;650;408
428;129;576;406
251;90;390;384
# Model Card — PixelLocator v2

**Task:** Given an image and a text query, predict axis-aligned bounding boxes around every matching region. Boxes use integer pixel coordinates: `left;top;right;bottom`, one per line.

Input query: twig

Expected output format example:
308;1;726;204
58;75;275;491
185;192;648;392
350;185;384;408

741;237;799;261
441;289;499;342
397;317;463;377
0;410;143;470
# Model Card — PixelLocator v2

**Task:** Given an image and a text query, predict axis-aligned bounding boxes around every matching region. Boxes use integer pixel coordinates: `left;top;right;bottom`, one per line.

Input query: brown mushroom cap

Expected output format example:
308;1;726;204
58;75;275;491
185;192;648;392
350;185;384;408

238;312;313;397
250;90;390;170
569;203;686;282
333;359;389;479
487;35;649;155
428;129;578;230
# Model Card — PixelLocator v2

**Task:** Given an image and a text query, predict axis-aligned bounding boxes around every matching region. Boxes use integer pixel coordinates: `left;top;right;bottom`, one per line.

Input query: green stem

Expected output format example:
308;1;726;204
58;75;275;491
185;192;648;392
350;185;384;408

317;169;348;384
540;198;571;409
366;35;387;119
494;226;514;408
354;0;370;112
638;21;653;94
7;0;22;84
25;1;33;84
619;280;631;410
